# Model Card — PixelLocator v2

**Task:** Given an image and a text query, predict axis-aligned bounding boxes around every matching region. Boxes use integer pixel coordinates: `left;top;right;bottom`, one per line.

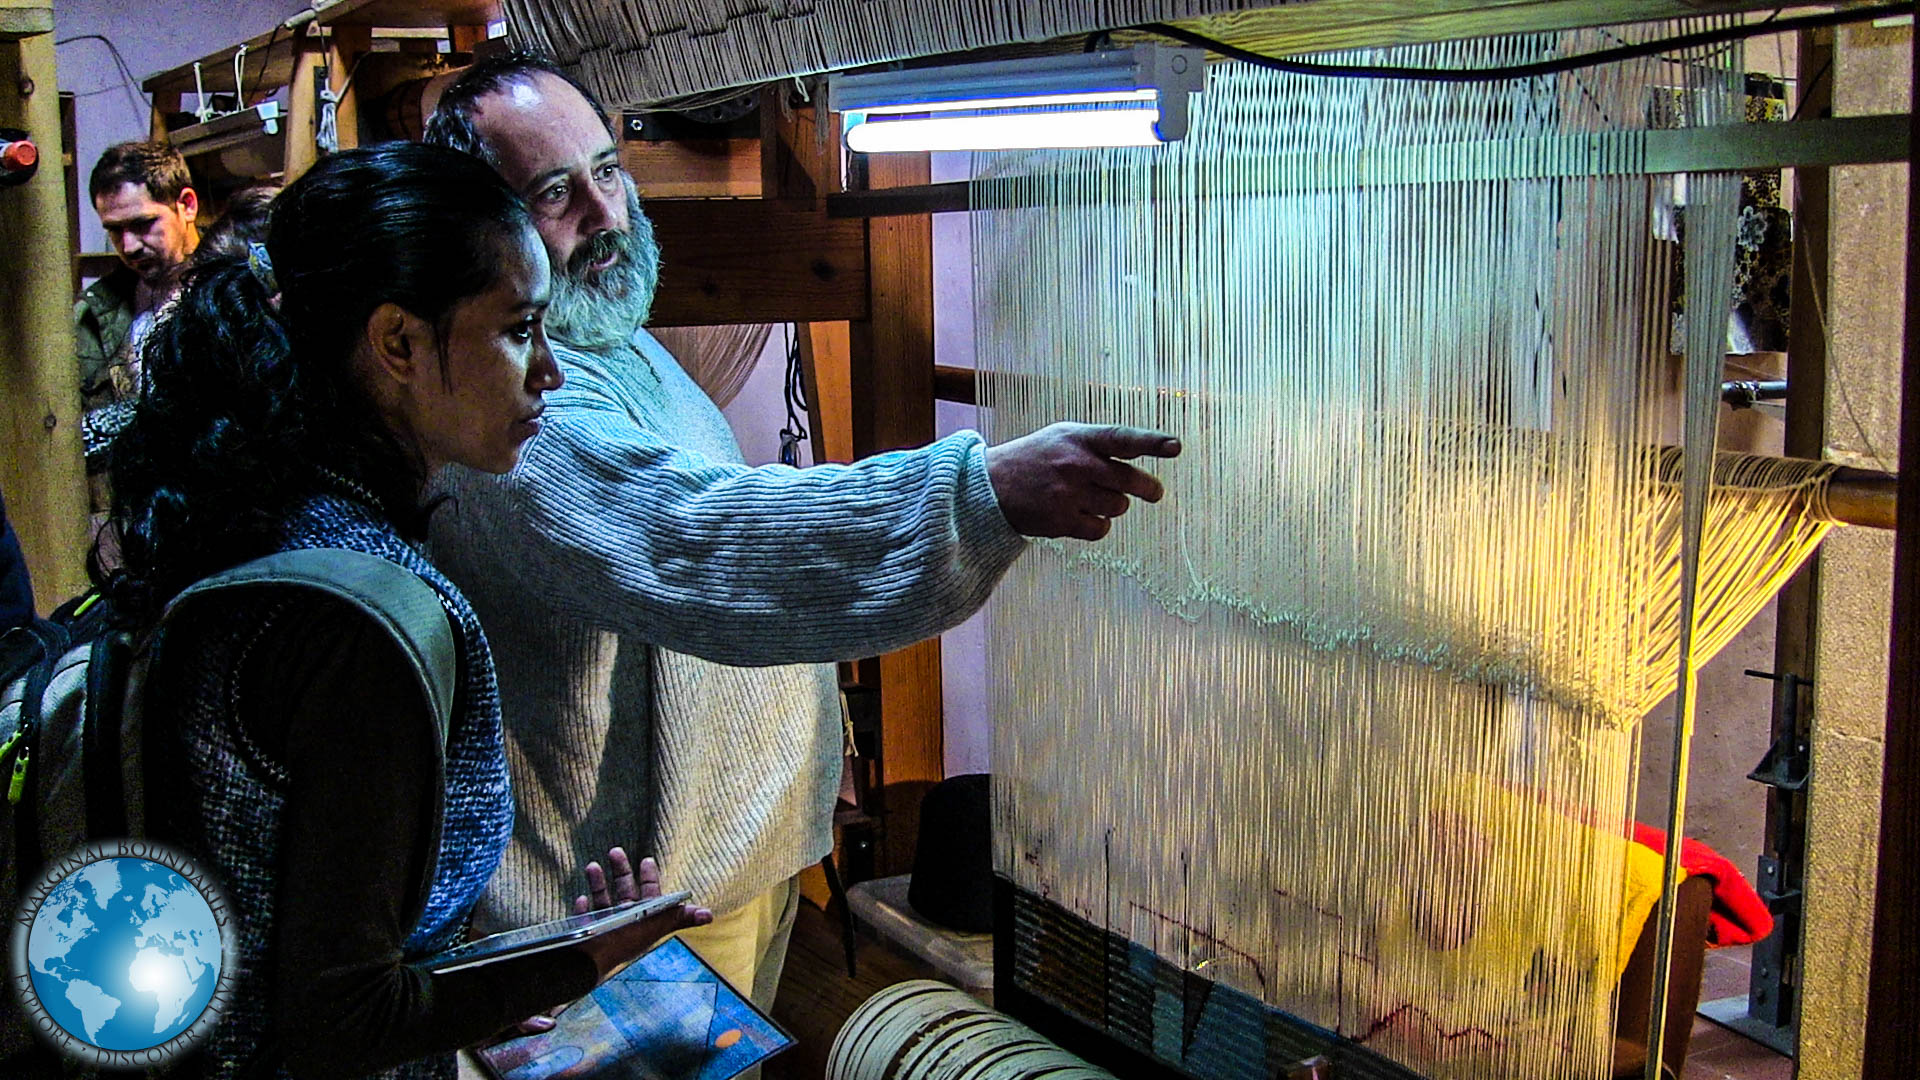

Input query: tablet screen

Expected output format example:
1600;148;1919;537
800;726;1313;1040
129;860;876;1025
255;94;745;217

423;891;692;974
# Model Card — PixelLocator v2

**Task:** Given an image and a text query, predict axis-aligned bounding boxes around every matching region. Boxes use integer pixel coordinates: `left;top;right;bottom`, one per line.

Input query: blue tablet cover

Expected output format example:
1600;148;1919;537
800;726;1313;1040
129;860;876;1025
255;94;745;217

476;937;794;1080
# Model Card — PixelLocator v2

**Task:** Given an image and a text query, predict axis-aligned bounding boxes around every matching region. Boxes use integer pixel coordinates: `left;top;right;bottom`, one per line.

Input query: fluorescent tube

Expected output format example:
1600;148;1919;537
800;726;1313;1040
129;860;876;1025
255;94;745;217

845;108;1168;153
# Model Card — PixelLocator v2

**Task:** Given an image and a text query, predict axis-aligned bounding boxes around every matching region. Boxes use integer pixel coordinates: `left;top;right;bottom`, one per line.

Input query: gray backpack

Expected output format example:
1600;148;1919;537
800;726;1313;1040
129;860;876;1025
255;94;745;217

0;548;456;1069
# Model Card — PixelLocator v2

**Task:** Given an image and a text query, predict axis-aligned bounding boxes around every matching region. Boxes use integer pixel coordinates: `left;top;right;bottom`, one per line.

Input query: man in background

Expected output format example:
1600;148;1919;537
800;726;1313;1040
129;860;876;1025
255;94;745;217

75;139;199;410
424;53;1178;1024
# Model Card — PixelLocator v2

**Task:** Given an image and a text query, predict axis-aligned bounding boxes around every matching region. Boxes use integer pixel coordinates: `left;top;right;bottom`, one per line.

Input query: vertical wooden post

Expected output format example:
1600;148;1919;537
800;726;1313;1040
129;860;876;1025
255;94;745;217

324;25;370;153
281;43;329;184
850;153;935;458
762;86;858;471
1860;28;1920;1080
849;151;943;877
148;91;178;141
0;14;90;609
797;322;855;465
448;24;487;55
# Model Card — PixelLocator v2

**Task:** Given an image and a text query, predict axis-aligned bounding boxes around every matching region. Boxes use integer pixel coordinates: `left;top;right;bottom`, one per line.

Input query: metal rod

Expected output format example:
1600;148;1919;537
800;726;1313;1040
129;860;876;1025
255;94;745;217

1722;379;1788;407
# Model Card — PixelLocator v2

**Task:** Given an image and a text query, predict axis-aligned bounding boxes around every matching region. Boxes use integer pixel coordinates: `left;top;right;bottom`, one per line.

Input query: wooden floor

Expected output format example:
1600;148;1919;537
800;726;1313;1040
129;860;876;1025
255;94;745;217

765;899;946;1080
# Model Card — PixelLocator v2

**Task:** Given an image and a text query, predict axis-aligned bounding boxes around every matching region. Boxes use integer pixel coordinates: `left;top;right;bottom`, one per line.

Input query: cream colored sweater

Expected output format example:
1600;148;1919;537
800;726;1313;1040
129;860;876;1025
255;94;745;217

429;330;1025;928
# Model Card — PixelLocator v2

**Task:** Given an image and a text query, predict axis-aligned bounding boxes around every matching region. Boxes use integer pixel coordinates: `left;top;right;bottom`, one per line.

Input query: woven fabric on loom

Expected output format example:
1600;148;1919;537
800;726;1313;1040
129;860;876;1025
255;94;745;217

500;0;1281;105
975;22;1830;1080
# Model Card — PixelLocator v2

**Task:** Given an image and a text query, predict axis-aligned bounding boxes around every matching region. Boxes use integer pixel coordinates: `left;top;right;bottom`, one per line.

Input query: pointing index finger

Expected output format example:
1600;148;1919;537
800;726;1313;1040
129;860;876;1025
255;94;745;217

1086;425;1181;461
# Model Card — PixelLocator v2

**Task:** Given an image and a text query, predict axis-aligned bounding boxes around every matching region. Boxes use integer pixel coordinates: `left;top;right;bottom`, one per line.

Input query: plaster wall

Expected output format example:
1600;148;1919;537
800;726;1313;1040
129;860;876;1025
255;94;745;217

1796;22;1909;1080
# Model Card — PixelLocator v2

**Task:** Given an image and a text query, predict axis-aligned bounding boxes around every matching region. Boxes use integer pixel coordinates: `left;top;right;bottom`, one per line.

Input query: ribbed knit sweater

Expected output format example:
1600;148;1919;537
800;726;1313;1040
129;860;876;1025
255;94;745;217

428;330;1026;927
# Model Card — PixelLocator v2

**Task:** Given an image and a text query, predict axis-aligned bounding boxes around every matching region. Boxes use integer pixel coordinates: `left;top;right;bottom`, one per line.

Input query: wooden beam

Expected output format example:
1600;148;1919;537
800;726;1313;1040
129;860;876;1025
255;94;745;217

1767;34;1829;1043
141;23;306;100
324;25;371;153
876;639;943;877
1123;0;1790;59
311;0;500;28
0;31;90;608
933;363;975;405
844;151;943;878
828;182;969;219
281;45;329;183
759;82;839;203
1861;27;1920;1080
149;91;179;141
798;321;855;465
849;154;935;455
824;117;1908;221
447;24;487;54
619;138;760;199
645;198;868;327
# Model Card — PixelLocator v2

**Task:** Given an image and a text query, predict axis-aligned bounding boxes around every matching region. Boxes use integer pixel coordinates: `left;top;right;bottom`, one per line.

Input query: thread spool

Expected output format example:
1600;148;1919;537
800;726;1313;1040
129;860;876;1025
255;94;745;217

826;981;1116;1080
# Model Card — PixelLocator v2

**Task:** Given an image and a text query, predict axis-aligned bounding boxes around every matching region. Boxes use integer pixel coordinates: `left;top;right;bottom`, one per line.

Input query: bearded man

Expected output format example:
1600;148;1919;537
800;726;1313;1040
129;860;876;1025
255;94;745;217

422;54;1180;1019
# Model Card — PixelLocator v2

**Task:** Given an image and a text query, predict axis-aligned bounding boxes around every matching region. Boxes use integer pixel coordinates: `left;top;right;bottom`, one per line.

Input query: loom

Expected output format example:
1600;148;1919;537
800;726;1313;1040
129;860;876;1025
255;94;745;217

499;3;1916;1078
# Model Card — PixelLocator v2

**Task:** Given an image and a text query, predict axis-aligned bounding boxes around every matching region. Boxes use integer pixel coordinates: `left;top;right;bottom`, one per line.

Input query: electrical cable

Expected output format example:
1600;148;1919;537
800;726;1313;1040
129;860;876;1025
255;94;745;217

317;50;371;156
246;23;284;106
55;34;146;124
1136;3;1912;82
778;324;810;467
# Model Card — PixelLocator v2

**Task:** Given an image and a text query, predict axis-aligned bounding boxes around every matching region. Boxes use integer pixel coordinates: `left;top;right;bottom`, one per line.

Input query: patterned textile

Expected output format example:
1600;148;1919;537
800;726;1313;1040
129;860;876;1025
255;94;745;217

1658;73;1793;355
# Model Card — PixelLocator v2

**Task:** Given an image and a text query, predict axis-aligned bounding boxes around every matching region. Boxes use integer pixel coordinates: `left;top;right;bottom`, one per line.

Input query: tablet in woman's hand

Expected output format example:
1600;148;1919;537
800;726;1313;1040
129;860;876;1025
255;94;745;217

422;892;693;974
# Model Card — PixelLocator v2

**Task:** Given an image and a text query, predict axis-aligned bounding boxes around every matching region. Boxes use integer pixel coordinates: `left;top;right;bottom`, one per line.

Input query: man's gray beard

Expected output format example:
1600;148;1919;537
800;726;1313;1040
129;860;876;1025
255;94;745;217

545;179;661;351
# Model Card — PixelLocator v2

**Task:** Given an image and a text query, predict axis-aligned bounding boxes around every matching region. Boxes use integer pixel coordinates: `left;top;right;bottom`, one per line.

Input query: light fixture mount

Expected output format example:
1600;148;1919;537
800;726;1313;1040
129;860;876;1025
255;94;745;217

829;43;1207;153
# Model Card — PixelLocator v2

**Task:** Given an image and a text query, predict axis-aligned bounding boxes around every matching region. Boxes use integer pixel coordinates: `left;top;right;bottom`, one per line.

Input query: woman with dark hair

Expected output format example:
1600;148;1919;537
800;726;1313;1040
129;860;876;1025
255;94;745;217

99;142;708;1079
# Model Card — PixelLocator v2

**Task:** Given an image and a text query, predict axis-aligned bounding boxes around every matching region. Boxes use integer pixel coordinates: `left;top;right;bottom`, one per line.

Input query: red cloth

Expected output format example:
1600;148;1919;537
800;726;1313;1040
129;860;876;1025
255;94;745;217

1631;823;1774;947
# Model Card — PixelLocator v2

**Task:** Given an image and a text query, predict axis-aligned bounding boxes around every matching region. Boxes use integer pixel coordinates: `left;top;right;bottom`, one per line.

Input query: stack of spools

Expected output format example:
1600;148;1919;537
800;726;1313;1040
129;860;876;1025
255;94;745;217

826;981;1116;1079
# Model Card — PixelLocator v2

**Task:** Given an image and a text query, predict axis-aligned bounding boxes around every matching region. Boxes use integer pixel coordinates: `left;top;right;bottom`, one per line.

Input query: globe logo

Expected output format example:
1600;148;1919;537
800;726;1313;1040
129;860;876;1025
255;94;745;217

8;841;234;1068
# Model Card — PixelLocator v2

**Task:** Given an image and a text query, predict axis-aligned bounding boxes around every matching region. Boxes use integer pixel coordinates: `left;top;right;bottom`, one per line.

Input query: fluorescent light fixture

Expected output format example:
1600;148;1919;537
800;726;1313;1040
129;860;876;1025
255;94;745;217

830;44;1206;153
847;108;1167;153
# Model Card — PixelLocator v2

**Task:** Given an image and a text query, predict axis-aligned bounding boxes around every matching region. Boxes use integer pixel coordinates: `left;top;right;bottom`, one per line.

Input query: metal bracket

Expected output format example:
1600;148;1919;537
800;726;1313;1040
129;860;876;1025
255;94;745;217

1744;669;1810;791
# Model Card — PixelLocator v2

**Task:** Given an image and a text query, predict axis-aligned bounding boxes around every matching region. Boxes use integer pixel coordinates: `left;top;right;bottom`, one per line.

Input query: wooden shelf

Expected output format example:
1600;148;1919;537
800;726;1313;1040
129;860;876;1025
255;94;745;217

142;22;314;100
313;0;499;28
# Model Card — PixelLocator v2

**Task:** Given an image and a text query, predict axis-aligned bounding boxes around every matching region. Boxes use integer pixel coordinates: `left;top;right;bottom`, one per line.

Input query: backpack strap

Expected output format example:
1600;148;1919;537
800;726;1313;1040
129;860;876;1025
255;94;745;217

5;620;70;876
168;550;458;1080
163;549;458;746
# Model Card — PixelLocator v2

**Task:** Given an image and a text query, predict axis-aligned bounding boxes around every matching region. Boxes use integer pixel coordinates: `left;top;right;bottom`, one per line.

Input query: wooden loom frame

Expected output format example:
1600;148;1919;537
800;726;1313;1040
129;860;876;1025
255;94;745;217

0;2;1911;1075
761;10;1918;1079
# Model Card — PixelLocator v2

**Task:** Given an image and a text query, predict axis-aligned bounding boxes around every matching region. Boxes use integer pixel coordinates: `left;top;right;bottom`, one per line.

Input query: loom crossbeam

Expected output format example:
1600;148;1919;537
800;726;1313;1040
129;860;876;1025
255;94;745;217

932;362;1898;529
823;113;1909;220
506;0;1796;107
